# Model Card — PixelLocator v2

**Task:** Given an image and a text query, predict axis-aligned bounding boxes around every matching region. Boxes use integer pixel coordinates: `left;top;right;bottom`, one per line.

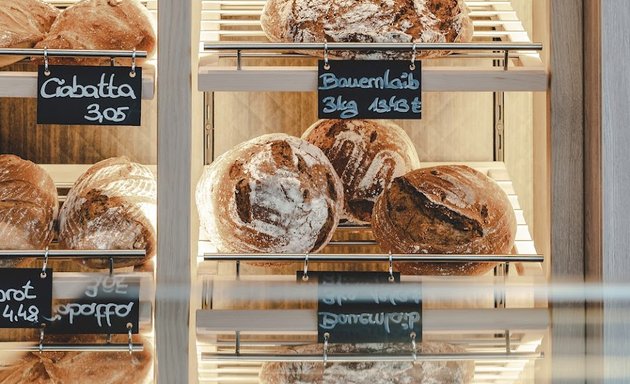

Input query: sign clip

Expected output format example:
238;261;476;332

43;47;50;77
410;331;417;361
40;247;49;279
323;42;330;71
130;49;137;78
127;323;133;354
302;254;309;281
323;332;330;365
39;325;46;353
410;43;417;71
388;252;395;282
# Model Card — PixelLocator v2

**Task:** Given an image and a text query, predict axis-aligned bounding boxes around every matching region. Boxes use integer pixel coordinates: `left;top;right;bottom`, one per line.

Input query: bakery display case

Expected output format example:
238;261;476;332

0;0;157;382
191;1;552;383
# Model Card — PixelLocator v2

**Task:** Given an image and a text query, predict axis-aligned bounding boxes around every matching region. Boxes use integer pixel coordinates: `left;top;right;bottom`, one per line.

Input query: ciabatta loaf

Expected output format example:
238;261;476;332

34;0;156;66
0;0;59;67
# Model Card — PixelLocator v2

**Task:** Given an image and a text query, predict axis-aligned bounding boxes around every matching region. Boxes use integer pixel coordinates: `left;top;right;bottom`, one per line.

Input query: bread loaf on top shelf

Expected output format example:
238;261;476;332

372;165;516;276
58;157;156;269
0;0;60;67
196;134;343;258
259;342;474;384
0;154;58;267
261;0;474;60
303;119;420;224
34;0;156;66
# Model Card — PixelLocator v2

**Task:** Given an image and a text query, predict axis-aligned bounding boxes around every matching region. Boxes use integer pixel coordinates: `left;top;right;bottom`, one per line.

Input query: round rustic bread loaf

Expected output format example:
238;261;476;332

196;134;343;255
261;0;473;60
372;165;516;276
259;342;474;384
0;154;58;267
303;119;420;224
59;157;156;269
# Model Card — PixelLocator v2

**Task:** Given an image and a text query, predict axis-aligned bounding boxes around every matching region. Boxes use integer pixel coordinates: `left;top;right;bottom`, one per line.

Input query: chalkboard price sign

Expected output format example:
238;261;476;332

44;275;140;334
37;65;142;126
302;271;422;344
318;60;422;120
0;268;52;328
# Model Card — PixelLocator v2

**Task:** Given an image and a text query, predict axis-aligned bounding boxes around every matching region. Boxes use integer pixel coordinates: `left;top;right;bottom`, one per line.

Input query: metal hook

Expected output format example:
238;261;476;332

40;247;49;279
323;332;330;365
43;47;50;76
410;332;417;361
109;257;114;276
388;252;395;282
130;49;137;78
410;43;417;71
302;254;309;281
39;325;45;353
110;57;116;67
323;42;330;70
127;323;133;355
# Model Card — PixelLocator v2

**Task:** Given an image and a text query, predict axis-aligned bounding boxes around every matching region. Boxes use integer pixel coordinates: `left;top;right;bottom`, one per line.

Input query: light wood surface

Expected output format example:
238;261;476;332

156;0;192;383
549;1;586;383
600;1;630;381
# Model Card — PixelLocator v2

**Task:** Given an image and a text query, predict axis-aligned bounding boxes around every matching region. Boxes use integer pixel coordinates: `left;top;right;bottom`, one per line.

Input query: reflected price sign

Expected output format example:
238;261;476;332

44;274;140;334
0;268;52;328
300;271;422;344
317;60;422;120
37;65;142;126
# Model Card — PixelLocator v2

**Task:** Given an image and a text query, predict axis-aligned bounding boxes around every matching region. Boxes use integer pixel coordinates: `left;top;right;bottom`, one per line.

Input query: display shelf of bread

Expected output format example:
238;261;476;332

0;0;157;99
197;0;546;92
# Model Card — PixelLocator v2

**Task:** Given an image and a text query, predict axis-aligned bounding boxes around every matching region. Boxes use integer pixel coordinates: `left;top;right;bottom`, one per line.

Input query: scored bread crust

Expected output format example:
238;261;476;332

0;0;60;67
34;0;156;66
0;155;58;267
58;156;156;269
261;0;473;59
372;165;516;276
0;335;152;384
196;134;343;258
303;119;420;224
259;343;475;384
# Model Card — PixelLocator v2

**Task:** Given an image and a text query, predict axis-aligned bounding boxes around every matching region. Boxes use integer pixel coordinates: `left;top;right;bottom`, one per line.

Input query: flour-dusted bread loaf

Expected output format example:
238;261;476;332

261;0;473;59
0;0;59;67
259;343;474;384
303;119;420;224
372;165;516;276
196;134;343;256
59;157;156;269
34;0;156;66
0;335;152;384
0;155;58;267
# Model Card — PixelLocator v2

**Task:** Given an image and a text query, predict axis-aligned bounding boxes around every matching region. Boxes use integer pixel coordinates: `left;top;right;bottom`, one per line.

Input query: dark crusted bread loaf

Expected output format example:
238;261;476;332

261;0;473;59
0;155;58;266
196;134;343;255
0;0;59;67
259;343;474;384
0;335;152;384
372;165;516;276
58;157;156;269
303;120;420;224
34;0;156;66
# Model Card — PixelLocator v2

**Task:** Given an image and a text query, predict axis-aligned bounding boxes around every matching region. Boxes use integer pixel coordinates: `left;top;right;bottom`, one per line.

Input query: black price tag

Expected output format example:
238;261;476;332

37;65;142;126
0;268;52;328
300;271;422;344
318;60;422;120
44;275;140;334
